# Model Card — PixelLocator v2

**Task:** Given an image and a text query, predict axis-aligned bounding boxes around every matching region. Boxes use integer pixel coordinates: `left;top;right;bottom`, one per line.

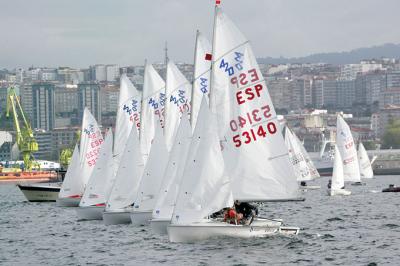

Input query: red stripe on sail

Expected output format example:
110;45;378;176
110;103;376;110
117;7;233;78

68;195;82;198
205;53;212;61
94;203;106;207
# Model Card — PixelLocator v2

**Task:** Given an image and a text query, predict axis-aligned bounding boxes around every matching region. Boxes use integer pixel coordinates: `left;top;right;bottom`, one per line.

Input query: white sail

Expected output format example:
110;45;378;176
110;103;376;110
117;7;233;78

79;130;114;207
153;112;192;220
294;131;320;179
114;74;142;158
79;107;104;188
358;142;374;179
140;63;166;163
284;127;312;181
331;145;345;191
106;127;145;211
134;124;169;213
190;31;212;129
171;99;233;225
59;144;81;198
164;60;192;151
210;8;299;201
336;115;361;182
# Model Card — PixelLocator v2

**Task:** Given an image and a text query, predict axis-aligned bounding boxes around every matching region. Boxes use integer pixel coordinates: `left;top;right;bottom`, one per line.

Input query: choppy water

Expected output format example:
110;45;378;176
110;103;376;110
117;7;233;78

1;176;400;266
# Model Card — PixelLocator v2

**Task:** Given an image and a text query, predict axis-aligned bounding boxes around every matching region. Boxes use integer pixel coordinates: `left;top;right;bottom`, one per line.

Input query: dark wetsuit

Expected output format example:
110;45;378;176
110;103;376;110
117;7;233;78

234;202;258;219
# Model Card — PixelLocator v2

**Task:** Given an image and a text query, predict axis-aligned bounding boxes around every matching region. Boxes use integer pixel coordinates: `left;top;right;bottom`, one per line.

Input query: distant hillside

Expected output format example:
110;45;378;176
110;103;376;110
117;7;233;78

257;43;400;65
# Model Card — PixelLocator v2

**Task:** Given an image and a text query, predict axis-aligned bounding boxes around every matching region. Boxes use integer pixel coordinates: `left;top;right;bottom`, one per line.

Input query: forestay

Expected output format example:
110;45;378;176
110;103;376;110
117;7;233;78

140;63;166;163
171;99;233;225
134;124;169;212
153;112;192;220
80;130;114;207
59;145;81;198
164;60;192;151
79;107;103;188
106;127;145;211
336;115;361;182
210;8;299;201
358;142;373;179
284;127;312;181
331;145;345;191
190;31;212;129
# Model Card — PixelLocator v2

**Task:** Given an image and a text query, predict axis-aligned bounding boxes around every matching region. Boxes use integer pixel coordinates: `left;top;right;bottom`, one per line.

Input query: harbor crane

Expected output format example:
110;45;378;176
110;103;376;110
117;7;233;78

6;87;39;170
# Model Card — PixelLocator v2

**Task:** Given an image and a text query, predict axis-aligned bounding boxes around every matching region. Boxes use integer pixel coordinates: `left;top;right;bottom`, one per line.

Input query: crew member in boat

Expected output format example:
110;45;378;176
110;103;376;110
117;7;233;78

327;180;331;189
223;208;243;224
234;200;258;224
300;181;307;187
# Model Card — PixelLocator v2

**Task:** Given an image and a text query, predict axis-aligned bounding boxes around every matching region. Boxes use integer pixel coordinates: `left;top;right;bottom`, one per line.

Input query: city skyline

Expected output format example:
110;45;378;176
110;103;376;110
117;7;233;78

1;0;400;69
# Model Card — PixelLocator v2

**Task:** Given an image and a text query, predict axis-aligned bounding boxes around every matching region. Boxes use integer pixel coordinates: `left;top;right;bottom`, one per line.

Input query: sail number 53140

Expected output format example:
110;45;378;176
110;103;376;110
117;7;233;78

232;123;277;148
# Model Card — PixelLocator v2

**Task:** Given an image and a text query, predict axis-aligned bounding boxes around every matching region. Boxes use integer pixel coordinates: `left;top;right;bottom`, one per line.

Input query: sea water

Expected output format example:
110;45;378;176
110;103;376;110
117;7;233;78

1;176;399;265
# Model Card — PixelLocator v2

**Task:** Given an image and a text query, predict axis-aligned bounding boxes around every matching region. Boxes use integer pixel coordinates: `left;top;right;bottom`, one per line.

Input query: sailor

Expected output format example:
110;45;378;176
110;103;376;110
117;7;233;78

234;200;258;224
223;208;242;224
300;181;307;187
327;180;332;189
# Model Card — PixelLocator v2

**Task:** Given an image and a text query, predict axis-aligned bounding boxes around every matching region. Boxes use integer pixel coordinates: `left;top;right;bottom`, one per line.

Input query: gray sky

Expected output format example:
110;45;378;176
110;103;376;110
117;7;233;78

1;0;399;69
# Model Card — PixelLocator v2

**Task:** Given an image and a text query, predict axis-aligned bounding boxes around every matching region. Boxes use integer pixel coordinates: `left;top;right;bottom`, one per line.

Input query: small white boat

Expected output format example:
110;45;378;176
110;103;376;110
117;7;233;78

358;142;374;179
328;145;351;196
17;182;61;202
58;108;103;207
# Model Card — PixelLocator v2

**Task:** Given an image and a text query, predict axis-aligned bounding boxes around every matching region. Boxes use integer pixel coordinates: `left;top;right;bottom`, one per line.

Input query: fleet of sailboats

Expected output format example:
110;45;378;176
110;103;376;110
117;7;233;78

52;1;379;242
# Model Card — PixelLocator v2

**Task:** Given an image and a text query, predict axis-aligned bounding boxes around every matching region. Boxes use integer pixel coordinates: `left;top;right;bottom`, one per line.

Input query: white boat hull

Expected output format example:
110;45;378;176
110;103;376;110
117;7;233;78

167;221;299;243
17;183;60;202
329;189;351;196
57;197;81;207
76;206;104;220
130;211;152;226
103;211;131;225
150;218;170;234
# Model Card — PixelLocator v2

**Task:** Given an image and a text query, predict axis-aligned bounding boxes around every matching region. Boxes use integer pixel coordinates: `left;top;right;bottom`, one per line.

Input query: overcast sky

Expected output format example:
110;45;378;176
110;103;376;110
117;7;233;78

1;0;399;69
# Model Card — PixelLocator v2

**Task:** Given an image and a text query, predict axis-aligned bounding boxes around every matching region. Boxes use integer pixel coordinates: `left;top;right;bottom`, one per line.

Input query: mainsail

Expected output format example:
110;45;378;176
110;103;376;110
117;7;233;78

164;60;192;151
79;107;103;188
336;115;361;182
140;63;166;163
59;145;81;199
190;31;212;129
331;145;345;192
210;7;299;201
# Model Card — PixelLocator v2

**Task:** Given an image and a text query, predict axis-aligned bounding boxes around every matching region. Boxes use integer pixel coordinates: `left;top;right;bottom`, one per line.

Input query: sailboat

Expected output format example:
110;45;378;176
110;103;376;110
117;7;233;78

130;124;169;226
150;112;192;234
329;145;351;196
284;126;320;189
358;142;374;179
209;6;301;202
103;128;145;225
57;108;103;207
168;99;298;243
336;115;362;185
76;130;114;220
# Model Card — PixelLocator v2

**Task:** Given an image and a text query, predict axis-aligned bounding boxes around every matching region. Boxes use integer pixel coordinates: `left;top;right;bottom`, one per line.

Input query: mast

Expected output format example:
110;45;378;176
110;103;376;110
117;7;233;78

209;2;219;111
189;30;200;126
139;59;147;142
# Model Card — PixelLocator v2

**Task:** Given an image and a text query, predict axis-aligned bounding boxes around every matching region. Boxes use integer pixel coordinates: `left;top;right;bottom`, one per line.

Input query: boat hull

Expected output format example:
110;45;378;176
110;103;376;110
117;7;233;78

57;197;81;207
329;189;351;196
167;221;299;243
76;206;104;220
103;211;131;225
130;211;152;226
150;218;170;234
382;187;400;193
17;183;60;202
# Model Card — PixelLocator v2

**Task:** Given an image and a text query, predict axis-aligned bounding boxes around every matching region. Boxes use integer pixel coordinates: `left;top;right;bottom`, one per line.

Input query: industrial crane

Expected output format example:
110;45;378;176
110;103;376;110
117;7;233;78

6;87;39;170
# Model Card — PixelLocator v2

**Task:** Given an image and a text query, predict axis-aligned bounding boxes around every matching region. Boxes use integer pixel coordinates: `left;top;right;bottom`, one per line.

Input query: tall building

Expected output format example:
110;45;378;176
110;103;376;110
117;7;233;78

32;82;55;131
336;80;356;108
266;78;291;110
20;83;33;122
78;82;101;124
312;79;336;108
355;72;386;105
106;65;120;82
